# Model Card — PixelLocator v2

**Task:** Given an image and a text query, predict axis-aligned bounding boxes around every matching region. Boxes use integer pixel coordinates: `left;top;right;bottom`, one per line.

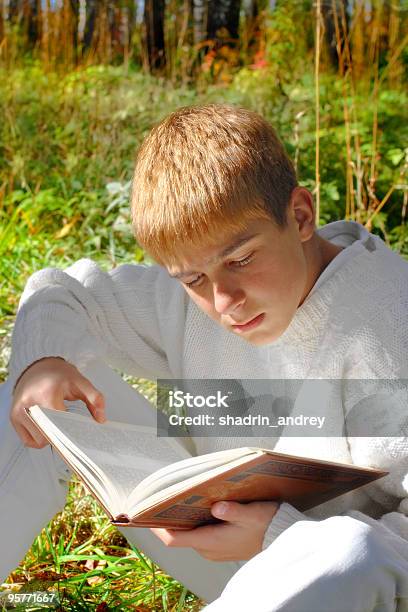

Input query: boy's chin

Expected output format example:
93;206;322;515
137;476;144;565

230;325;285;346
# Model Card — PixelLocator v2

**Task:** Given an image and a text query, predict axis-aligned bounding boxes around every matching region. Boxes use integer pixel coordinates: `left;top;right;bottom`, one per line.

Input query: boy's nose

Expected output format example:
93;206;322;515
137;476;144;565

212;281;245;315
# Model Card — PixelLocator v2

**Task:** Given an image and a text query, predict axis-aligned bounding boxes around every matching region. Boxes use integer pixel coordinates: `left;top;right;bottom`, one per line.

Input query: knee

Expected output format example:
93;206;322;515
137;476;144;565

206;517;407;612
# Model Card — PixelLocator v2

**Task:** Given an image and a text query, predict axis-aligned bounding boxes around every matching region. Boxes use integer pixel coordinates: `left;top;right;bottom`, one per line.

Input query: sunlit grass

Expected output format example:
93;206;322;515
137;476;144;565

2;479;203;611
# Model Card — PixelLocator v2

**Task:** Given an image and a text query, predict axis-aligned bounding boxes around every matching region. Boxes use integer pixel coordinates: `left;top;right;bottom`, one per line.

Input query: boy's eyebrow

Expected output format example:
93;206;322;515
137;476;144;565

169;233;260;278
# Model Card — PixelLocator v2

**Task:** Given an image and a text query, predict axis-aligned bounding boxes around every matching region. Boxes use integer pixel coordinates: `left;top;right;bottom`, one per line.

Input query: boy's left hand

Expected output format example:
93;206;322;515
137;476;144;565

150;500;279;562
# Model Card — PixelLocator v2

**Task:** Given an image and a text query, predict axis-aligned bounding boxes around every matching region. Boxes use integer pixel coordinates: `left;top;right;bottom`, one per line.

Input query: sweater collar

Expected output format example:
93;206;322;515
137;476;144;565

269;222;378;347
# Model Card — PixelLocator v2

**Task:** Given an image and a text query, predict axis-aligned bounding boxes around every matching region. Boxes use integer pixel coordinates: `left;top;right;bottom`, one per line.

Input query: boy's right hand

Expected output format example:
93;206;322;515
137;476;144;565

10;357;106;449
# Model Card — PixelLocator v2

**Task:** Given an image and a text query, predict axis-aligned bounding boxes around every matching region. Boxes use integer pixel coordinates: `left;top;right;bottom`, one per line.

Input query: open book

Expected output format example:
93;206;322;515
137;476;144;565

26;405;387;529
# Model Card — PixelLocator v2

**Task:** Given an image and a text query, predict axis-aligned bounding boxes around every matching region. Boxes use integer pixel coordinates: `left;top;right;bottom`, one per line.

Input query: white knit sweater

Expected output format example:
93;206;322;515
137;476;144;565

7;221;408;554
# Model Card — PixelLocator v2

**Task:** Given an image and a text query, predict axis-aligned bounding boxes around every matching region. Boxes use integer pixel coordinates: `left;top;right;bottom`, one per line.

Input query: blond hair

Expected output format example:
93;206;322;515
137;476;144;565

131;104;297;265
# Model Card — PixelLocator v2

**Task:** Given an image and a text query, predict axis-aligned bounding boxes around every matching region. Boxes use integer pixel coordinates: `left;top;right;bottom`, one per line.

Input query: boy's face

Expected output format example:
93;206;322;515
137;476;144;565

167;188;317;346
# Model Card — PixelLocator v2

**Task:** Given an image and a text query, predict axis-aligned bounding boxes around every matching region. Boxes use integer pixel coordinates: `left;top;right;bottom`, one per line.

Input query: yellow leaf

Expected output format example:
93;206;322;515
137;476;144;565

86;575;104;587
55;216;79;239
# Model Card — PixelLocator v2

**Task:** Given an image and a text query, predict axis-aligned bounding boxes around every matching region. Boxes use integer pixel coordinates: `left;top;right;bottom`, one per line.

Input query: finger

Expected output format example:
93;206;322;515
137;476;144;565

150;528;217;559
24;396;67;442
150;524;224;548
12;419;48;448
211;501;246;523
211;500;279;525
210;501;257;524
12;397;66;447
72;378;106;423
150;528;171;544
17;393;67;440
150;528;192;547
22;409;51;446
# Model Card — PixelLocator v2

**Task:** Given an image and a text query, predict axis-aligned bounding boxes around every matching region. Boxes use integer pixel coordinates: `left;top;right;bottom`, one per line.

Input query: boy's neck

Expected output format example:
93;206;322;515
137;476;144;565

301;233;344;305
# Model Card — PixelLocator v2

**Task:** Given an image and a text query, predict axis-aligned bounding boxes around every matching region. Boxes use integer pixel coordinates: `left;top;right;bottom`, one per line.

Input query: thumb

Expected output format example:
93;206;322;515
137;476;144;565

211;501;248;523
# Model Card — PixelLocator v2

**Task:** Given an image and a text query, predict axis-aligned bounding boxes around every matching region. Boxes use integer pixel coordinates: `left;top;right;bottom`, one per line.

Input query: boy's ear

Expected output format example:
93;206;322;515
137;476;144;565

289;187;316;242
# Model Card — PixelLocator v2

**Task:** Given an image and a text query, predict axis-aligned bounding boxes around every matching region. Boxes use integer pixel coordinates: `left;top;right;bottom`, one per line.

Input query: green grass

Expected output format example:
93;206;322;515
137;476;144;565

1;479;203;611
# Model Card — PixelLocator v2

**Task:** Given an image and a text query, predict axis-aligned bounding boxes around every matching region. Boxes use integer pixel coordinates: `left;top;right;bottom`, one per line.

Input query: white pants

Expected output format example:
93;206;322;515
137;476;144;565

1;359;407;611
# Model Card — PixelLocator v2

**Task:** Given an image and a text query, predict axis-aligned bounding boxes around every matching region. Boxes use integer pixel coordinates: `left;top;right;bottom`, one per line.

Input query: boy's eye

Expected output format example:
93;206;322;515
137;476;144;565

184;274;204;288
231;253;254;267
183;254;254;287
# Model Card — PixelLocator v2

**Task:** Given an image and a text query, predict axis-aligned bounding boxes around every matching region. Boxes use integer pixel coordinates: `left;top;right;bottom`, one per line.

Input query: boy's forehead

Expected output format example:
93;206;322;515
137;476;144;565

166;226;263;278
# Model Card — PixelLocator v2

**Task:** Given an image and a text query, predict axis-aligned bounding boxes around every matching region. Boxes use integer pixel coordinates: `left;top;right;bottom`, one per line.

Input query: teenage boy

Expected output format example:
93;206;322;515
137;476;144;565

1;104;408;611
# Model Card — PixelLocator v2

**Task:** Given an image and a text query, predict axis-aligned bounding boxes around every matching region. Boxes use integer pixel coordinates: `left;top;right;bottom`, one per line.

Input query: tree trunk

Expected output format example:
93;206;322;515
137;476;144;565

124;0;136;51
0;0;4;43
322;0;348;70
144;0;166;72
207;0;240;42
8;0;41;49
110;2;127;60
8;0;21;23
191;0;207;45
69;0;80;61
83;0;98;50
27;0;40;46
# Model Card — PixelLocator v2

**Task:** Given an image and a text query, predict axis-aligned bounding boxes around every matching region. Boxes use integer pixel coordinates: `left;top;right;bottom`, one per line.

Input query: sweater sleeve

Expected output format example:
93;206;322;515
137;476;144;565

7;258;188;389
262;503;313;549
262;457;408;554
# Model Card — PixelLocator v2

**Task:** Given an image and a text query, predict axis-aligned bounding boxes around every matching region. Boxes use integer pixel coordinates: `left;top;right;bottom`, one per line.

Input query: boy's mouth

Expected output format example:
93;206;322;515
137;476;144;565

231;313;265;332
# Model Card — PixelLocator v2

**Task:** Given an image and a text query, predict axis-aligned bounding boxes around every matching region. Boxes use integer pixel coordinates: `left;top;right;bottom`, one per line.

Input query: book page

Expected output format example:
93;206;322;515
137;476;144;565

28;406;191;515
130;451;264;517
128;447;256;508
